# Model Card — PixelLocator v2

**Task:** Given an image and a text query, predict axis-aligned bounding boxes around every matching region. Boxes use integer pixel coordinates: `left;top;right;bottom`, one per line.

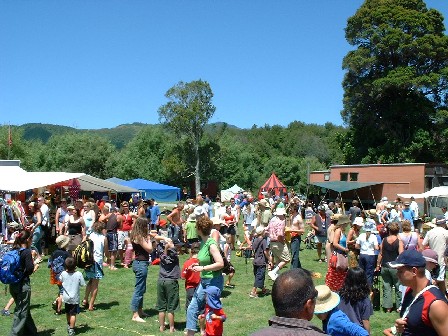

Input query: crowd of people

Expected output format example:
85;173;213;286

1;191;448;335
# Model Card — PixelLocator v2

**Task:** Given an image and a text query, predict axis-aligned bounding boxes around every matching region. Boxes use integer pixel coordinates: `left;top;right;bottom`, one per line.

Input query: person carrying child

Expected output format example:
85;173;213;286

156;239;180;333
60;257;86;336
199;286;227;336
181;242;201;311
49;235;71;315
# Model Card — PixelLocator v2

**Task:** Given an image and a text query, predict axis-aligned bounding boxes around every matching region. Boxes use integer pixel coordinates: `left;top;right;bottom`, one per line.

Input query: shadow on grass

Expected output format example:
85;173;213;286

38;328;56;336
93;300;119;311
30;304;47;309
74;323;93;334
142;308;159;317
221;290;232;298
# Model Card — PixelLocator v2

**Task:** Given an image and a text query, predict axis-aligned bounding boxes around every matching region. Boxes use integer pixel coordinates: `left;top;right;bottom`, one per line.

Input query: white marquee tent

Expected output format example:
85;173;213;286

220;184;244;202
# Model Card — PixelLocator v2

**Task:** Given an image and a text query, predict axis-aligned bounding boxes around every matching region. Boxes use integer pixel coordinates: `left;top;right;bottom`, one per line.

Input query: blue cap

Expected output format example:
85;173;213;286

204;286;222;309
388;250;426;268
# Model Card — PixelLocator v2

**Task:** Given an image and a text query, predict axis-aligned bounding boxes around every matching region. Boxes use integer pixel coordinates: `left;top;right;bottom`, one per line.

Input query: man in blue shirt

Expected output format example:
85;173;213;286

149;199;161;231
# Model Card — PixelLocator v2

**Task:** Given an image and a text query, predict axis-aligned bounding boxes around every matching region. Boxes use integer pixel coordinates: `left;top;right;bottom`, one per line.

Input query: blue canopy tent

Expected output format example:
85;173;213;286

120;178;180;202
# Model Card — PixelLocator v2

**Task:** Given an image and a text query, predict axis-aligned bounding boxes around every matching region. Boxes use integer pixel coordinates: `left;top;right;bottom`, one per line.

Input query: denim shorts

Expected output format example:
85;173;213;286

106;232;118;252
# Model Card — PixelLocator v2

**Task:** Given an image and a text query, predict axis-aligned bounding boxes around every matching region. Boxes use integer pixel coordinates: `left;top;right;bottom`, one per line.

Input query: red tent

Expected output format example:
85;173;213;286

259;173;287;198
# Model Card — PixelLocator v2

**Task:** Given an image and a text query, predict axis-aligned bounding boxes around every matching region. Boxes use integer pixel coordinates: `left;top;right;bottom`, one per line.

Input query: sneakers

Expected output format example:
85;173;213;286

249;292;258;298
68;328;75;336
1;309;10;316
268;270;278;281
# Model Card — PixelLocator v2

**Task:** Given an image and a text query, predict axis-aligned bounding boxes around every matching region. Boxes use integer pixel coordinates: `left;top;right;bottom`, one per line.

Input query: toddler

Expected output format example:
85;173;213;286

61;257;86;336
181;242;201;311
123;237;134;268
199;286;226;336
49;235;71;315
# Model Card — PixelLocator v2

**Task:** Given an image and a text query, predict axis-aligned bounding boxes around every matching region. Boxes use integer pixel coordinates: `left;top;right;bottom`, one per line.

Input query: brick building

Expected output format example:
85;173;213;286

309;163;448;210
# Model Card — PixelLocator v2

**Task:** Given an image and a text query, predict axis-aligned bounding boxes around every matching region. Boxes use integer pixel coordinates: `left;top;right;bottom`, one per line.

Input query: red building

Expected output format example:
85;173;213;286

309;163;448;210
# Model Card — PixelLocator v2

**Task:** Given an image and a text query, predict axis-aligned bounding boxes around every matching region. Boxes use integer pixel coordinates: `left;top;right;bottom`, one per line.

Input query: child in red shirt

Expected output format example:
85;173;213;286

181;243;201;310
198;286;226;336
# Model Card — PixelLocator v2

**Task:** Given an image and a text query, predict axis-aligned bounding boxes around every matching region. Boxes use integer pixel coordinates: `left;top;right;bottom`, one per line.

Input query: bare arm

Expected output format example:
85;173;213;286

398;238;404;254
333;229;348;252
362;320;370;334
428;300;448;336
137;237;153;254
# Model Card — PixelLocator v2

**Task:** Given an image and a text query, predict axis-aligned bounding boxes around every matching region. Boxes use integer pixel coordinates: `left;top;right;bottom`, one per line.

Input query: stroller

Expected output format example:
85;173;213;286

303;230;316;250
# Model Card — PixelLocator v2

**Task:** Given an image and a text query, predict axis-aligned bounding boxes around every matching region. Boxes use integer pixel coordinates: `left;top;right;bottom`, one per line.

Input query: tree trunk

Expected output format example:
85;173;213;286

194;140;201;196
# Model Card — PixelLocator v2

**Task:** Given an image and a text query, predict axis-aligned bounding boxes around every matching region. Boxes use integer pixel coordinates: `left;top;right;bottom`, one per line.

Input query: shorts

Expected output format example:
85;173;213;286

85;262;104;280
227;225;237;236
117;230;129;250
436;264;446;282
107;232;118;252
156;279;180;313
270;241;291;263
253;264;266;289
64;303;80;316
314;235;327;244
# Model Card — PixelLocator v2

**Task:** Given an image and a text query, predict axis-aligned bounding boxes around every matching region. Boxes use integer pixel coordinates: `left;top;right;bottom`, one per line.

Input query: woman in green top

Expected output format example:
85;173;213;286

185;216;224;336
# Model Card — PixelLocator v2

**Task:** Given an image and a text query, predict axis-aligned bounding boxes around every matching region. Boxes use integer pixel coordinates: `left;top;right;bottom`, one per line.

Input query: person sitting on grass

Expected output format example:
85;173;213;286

60;257;86;336
314;285;369;336
156;240;180;333
198;286;227;336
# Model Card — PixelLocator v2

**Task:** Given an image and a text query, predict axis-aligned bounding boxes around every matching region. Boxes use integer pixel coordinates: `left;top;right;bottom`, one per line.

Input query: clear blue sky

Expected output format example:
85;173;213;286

1;1;447;130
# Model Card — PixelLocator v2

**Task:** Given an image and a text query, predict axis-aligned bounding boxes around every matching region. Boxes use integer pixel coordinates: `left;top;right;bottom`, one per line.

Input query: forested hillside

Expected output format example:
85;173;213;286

0;122;346;194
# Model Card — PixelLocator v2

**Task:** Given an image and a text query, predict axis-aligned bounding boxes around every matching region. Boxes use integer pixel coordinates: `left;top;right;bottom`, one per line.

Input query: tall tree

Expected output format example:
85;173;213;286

342;0;448;163
158;80;216;194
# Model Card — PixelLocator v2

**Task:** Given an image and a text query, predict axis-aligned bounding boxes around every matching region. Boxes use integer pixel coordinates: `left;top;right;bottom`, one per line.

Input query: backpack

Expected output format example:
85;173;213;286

73;239;94;269
0;248;25;284
50;255;66;280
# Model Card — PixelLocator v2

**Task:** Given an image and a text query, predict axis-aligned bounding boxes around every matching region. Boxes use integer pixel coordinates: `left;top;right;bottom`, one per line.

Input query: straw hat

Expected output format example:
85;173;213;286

314;285;340;314
274;208;286;216
255;226;265;235
259;199;269;207
353;217;364;227
187;213;196;222
336;215;350;226
55;235;70;249
211;217;225;226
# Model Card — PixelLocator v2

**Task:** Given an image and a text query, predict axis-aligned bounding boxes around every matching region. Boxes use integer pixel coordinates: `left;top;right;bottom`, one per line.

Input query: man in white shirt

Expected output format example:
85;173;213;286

38;196;51;256
422;215;448;296
410;196;420;232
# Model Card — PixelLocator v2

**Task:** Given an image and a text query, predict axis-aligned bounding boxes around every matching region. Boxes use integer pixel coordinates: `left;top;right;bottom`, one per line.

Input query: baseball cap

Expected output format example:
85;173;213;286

389;250;426;269
422;249;438;264
204;286;222;309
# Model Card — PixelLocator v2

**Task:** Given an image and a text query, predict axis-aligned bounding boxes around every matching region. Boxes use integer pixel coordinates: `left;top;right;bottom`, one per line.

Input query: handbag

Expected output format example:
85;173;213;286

372;274;381;311
329;253;337;268
336;252;348;271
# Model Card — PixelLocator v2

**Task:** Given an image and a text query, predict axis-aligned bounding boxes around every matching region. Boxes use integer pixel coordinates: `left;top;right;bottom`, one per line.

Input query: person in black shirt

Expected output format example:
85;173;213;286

9;230;39;336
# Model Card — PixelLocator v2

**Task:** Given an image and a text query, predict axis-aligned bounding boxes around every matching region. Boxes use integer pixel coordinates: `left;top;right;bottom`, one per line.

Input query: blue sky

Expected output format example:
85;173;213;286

1;1;447;130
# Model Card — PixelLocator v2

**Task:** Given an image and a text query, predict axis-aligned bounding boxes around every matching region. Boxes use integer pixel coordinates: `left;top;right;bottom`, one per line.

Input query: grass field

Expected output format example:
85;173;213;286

0;241;397;335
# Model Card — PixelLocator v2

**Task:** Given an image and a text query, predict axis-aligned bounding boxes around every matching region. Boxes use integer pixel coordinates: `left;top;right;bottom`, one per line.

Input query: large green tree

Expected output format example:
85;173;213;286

342;0;448;163
158;80;216;194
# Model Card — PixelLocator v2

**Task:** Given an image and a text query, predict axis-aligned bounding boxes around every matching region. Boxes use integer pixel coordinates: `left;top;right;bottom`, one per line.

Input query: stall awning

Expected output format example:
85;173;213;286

310;181;383;193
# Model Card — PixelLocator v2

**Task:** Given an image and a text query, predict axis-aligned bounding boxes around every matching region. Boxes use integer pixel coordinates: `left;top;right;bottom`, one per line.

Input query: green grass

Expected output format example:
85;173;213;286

0;246;397;336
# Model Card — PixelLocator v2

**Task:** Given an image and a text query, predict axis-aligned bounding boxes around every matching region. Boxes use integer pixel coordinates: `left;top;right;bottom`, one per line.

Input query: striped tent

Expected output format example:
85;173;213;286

259;173;287;197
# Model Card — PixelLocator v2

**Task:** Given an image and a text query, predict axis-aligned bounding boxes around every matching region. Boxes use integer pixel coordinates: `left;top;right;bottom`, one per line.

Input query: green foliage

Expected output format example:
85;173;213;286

342;0;448;163
158;80;216;193
36;133;115;178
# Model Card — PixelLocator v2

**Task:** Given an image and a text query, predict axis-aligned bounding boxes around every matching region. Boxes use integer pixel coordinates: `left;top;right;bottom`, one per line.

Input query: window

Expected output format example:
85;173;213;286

324;173;330;181
350;173;359;181
340;173;348;181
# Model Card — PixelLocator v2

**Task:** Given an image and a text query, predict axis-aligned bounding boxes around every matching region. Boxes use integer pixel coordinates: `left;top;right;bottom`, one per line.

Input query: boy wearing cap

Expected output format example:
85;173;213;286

198;286;226;336
389;250;448;336
314;285;369;336
49;235;71;315
422;215;448;296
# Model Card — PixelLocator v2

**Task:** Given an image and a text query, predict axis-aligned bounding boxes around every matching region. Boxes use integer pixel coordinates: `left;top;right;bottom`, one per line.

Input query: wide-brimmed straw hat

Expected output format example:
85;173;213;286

336;215;350;226
187;213;196;222
314;285;340;314
55;235;70;249
211;217;225;226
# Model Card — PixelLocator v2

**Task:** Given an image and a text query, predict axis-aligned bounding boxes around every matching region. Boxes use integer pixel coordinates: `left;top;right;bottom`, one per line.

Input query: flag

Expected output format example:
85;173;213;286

8;125;12;146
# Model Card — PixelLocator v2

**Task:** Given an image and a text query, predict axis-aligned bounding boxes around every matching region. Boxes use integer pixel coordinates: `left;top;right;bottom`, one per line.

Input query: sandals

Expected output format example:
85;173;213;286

82;300;88;309
224;284;235;288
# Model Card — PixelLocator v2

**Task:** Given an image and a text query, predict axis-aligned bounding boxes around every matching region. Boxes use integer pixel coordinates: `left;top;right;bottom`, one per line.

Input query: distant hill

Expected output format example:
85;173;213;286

18;122;240;149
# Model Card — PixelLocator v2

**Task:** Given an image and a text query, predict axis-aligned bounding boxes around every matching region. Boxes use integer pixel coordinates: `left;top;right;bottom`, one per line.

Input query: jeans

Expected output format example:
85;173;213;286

10;280;37;336
381;266;401;309
130;260;149;312
359;254;376;287
186;275;224;331
290;237;302;269
31;226;42;255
